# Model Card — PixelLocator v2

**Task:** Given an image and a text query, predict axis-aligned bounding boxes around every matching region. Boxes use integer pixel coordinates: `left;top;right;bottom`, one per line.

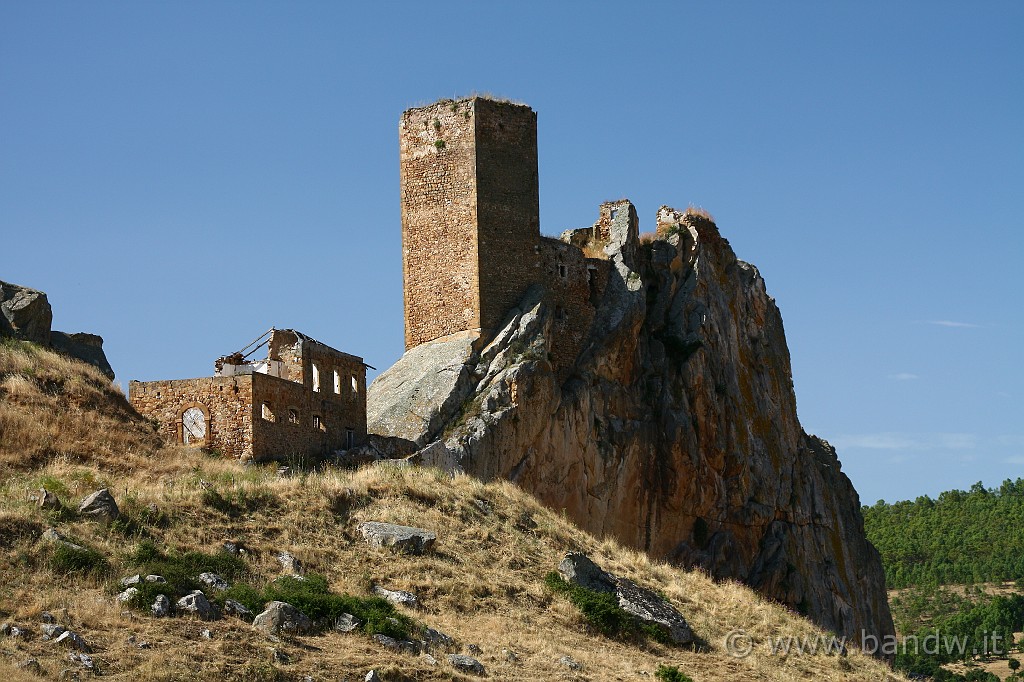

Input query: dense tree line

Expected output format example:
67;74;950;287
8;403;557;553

863;479;1024;589
891;585;1024;680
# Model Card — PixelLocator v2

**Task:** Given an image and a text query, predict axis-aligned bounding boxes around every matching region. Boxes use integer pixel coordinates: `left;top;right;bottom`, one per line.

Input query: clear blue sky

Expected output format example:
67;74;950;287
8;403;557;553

2;2;1021;505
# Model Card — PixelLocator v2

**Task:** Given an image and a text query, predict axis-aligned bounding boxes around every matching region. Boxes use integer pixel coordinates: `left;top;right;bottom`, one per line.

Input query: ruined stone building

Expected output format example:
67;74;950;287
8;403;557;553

130;329;367;461
400;97;633;373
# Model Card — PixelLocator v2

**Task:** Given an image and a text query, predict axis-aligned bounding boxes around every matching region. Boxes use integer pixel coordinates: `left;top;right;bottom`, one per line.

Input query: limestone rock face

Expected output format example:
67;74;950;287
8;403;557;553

0;280;52;345
0;279;114;378
368;209;895;644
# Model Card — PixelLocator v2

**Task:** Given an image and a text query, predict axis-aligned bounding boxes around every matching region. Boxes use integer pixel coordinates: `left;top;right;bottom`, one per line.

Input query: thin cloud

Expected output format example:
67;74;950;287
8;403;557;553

889;372;919;381
923;320;980;328
833;432;977;451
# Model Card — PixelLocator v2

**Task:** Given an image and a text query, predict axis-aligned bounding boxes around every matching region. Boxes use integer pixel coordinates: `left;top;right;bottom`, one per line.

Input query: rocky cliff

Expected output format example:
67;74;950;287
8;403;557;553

367;206;895;645
0;279;114;379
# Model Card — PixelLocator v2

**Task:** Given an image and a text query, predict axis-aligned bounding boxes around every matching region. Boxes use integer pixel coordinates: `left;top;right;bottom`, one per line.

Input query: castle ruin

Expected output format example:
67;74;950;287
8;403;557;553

130;328;367;460
400;97;634;371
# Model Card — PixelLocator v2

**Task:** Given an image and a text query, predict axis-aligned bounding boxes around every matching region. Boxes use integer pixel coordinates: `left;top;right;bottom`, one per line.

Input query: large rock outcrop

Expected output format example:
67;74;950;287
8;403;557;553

368;206;895;645
0;279;114;379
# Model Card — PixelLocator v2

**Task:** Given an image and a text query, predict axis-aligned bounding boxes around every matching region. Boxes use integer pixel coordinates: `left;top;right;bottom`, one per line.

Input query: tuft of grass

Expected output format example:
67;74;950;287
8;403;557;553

544;571;672;645
656;664;694;682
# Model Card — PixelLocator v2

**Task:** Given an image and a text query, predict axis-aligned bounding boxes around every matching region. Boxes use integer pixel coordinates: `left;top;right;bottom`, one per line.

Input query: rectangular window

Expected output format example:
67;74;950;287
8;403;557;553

334;370;341;394
351;375;359;395
558;263;567;278
261;403;274;422
313;415;321;430
312;363;321;392
346;428;355;449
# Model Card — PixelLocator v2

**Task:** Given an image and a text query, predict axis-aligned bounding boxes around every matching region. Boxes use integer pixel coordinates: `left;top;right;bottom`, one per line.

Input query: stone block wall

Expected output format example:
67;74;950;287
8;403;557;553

129;376;255;459
536;237;601;375
400;97;540;350
400;98;481;349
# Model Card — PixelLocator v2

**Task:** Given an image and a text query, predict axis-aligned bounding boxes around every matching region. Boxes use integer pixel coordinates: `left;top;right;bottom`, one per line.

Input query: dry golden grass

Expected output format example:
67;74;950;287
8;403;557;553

684;205;716;222
0;340;168;472
0;341;905;680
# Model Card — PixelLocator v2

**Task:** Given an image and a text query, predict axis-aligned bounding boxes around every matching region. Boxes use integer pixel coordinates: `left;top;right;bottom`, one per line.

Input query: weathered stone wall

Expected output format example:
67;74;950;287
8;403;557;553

400;99;481;349
131;329;367;461
250;372;365;460
129;376;255;459
400;98;541;350
473;99;541;338
536;237;598;375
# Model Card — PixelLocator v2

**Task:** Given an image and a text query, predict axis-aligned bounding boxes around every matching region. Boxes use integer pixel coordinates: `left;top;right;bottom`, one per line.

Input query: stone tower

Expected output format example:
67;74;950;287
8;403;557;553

399;97;540;350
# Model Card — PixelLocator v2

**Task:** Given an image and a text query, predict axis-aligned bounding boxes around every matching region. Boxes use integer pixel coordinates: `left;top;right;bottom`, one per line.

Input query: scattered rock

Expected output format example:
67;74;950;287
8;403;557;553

423;653;438;666
0;622;9;636
557;654;582;670
120;574;142;588
198;572;228;590
145;574;167;583
252;601;313;636
136;641;151;649
466;643;482;655
515;511;537;531
17;658;41;673
357;521;436;554
117;587;140;603
177;591;218;620
421;626;454;650
373;585;418;607
334;613;362;633
503;648;520;662
615;577;694;645
222;540;243;555
276;552;303;575
41;623;66;639
557;552;616;593
448;654;485;675
40;611;57;624
373;633;420;655
270;647;289;663
223;599;254;621
77;488;119;522
472;498;492;515
54;630;91;652
557;552;694;645
365;671;381;682
151;594;170;617
42;528;84;551
200;628;212;640
37;488;62;510
68;651;95;670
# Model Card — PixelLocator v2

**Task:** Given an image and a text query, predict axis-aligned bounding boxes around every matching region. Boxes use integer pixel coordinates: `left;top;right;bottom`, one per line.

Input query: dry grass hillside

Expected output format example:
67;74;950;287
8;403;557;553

0;340;905;681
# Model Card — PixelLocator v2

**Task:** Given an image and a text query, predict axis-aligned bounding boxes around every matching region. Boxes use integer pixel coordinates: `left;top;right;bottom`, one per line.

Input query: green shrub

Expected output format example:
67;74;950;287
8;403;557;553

124;541;249;607
221;575;412;639
48;541;109;576
544;572;671;645
655;665;694;682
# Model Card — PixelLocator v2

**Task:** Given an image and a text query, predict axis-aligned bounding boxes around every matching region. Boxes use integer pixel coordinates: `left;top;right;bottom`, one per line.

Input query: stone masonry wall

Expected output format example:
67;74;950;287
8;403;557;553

473;98;541;337
129;376;255;459
400;99;480;349
536;237;599;376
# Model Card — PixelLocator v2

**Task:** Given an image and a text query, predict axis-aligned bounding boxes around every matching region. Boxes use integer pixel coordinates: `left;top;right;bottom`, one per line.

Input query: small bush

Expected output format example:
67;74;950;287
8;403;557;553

49;541;110;577
124;541;248;607
544;572;671;645
434;139;446;150
220;574;413;639
655;665;694;682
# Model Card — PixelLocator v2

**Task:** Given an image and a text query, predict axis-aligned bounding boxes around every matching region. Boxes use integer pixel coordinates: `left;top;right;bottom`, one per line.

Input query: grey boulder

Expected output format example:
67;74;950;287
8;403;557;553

177;590;218;620
358;521;436;554
77;488;119;522
151;594;170;617
54;630;91;652
448;654;485;675
373;585;418;607
252;601;313;635
0;280;51;344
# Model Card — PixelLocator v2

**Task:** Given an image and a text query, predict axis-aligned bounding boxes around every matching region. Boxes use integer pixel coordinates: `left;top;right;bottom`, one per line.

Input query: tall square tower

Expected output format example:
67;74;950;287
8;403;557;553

399;97;540;350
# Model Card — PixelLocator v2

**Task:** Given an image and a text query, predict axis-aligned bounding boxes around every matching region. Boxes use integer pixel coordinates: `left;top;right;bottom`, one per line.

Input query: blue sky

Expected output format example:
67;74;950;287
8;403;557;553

2;2;1021;504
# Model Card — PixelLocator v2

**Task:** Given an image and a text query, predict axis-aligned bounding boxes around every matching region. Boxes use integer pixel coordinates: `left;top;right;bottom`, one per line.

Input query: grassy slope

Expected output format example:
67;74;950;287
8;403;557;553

0;340;903;681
